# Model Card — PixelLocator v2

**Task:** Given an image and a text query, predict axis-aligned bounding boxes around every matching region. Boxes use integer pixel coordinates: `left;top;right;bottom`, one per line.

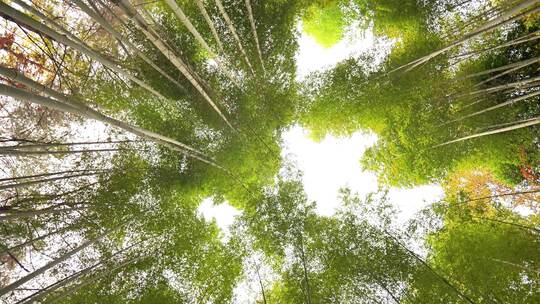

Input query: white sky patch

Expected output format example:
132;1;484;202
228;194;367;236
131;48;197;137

198;20;418;243
232;250;278;304
282;126;378;216
198;197;242;240
513;205;535;217
70;119;112;142
295;21;383;81
388;185;445;223
281;125;444;222
292;23;440;222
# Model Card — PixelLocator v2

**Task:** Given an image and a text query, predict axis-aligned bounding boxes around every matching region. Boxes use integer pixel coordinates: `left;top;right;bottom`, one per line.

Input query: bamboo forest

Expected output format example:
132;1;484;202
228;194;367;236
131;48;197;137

0;0;539;303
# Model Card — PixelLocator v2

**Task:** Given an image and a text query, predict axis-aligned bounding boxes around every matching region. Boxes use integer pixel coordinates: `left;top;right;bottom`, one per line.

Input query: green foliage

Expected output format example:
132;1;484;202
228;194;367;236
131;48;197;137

300;17;540;187
302;1;346;48
417;201;540;303
2;0;539;303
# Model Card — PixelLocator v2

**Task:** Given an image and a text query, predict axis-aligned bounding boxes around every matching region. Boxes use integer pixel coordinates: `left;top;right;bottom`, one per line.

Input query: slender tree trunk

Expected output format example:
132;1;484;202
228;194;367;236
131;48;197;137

0;207;88;221
195;0;224;53
162;0;215;58
452;29;540;60
0;225;121;296
3;181;100;208
457;97;489;111
214;0;255;75
490;258;540;273
0;75;252;196
464;56;540;80
0;68;223;169
444;90;540;125
471;0;536;34
46;256;142;303
298;235;312;304
1;139;137;148
460;188;540;203
0;148;125;156
0;225;72;257
145;10;219;97
9;0;91;53
0;172;104;191
116;0;236;131
0;2;167;101
456;75;540;98
137;5;214;91
435;116;540;146
138;2;210;94
476;56;540;86
163;0;238;84
15;260;101;304
445;3;500;40
373;277;401;304
19;241;142;304
0;169;105;183
475;115;540;133
252;259;268;304
72;0;188;94
474;216;540;233
390;0;540;73
383;230;476;304
41;201;90;211
424;65;538;111
447;0;476;11
245;0;266;74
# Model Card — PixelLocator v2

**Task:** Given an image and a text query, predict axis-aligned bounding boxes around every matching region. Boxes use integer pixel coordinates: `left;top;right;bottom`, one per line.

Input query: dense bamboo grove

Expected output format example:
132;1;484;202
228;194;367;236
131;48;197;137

0;0;539;303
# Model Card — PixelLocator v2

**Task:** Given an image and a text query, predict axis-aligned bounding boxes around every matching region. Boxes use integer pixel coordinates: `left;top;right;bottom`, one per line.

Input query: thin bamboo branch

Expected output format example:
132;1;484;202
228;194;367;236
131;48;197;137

451;29;540;60
0;225;121;296
0;172;104;191
443;90;540;125
459;188;540;203
117;0;236;131
0;67;223;169
0;225;73;257
435;116;540;147
0;148;125;156
245;0;265;74
383;230;475;304
475;57;540;87
0;207;88;221
163;0;238;84
0;169;106;183
214;0;255;75
456;75;540;98
391;0;540;73
0;2;167;101
72;0;189;94
195;0;224;53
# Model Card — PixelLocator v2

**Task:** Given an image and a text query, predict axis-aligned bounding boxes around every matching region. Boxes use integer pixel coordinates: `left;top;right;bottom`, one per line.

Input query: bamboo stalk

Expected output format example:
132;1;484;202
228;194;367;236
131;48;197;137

0;2;167;101
214;0;255;75
435;116;540;147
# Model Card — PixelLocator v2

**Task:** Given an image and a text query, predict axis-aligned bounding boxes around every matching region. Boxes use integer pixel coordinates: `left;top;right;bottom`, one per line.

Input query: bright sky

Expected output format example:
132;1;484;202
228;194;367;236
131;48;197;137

281;126;444;220
197;21;445;304
199;22;443;238
295;21;375;80
198;197;241;239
